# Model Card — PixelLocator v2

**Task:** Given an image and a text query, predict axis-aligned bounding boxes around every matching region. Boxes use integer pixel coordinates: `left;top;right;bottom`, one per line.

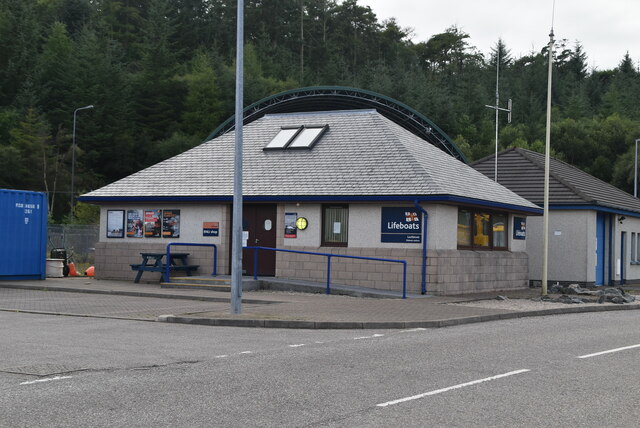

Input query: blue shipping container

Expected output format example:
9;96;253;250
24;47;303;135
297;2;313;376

0;189;48;280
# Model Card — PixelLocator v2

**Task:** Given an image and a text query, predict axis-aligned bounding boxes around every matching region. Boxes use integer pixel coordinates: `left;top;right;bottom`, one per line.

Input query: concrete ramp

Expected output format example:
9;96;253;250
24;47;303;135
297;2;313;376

162;275;428;299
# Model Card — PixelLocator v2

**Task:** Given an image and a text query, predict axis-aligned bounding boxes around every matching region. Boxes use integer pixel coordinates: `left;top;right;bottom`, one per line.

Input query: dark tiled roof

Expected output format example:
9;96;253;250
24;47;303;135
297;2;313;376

471;148;640;214
82;110;538;211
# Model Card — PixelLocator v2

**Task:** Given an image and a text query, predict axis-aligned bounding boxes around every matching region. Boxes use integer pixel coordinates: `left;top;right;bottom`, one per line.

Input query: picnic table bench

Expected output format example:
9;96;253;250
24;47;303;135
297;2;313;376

130;252;199;283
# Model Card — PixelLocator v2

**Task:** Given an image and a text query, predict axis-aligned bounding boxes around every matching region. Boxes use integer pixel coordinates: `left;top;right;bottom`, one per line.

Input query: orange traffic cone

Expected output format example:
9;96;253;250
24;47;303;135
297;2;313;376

85;266;95;277
68;262;78;277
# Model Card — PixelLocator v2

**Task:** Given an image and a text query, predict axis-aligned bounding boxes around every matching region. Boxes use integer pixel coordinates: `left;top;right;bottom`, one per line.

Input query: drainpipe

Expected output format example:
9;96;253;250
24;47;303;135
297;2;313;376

414;200;428;294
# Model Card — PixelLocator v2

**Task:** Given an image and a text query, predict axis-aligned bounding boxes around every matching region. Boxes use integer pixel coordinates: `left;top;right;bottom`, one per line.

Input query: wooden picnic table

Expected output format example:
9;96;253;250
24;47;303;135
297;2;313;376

131;252;199;283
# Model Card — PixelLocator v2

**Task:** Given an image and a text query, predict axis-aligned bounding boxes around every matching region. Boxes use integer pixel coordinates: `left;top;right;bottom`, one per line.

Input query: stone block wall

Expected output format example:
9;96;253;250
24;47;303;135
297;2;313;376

276;246;529;295
94;240;528;295
94;241;229;282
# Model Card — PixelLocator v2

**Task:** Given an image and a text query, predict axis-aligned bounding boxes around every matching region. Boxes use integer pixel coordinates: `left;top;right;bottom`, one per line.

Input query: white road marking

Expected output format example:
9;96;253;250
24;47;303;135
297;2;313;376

354;334;384;340
239;351;253;354
20;376;73;385
288;344;305;348
215;355;228;358
376;369;531;407
400;328;426;333
314;341;325;344
577;343;640;359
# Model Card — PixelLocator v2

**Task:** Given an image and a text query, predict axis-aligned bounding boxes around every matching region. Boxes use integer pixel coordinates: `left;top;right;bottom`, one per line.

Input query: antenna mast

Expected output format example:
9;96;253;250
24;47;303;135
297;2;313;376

485;41;512;182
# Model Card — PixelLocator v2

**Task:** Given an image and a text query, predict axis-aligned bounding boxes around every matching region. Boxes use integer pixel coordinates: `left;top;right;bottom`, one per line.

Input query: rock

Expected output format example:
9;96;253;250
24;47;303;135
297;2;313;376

567;284;600;296
557;295;584;304
595;288;636;303
549;285;564;294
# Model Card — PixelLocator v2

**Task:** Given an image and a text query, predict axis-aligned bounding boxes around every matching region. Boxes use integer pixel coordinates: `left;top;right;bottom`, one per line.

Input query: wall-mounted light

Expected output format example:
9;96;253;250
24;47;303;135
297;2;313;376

618;216;626;224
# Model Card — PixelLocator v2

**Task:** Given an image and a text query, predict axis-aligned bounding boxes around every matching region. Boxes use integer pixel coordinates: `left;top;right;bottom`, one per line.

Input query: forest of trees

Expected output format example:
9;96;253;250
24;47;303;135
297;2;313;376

1;0;639;221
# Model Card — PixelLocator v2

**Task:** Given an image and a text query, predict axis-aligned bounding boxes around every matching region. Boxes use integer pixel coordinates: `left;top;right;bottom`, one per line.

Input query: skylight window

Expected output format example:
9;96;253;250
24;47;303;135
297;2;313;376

264;127;301;149
264;125;328;150
288;126;327;148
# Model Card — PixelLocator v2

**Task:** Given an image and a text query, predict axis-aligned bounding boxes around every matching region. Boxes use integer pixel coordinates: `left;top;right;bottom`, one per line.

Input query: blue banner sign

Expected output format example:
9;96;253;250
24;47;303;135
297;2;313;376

513;216;526;240
381;207;421;243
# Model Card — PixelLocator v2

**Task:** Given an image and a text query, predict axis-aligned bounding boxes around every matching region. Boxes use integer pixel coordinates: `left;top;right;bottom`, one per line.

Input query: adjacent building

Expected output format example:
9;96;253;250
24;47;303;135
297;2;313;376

473;147;640;286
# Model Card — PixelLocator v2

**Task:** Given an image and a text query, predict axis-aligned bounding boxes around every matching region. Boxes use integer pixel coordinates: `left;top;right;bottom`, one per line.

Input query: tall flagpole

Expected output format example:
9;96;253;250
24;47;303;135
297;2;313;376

231;0;244;314
542;22;554;296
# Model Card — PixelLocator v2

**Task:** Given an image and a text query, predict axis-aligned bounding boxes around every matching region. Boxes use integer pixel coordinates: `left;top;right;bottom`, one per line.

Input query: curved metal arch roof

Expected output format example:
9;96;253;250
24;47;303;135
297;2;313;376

205;86;468;163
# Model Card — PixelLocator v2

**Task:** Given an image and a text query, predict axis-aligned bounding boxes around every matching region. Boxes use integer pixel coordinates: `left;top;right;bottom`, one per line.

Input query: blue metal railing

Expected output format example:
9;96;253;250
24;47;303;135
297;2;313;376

165;243;217;284
245;246;408;299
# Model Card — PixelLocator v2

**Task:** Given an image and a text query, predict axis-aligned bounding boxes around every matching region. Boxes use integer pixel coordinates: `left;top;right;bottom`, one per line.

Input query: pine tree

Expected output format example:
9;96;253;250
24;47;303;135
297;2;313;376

35;22;75;129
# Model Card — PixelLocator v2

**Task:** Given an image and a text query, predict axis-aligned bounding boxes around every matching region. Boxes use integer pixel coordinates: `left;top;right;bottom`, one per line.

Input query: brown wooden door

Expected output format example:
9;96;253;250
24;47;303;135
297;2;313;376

242;204;277;276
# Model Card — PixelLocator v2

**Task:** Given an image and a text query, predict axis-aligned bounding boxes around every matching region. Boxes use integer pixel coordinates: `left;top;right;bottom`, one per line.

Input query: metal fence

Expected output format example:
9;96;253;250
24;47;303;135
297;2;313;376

48;224;99;263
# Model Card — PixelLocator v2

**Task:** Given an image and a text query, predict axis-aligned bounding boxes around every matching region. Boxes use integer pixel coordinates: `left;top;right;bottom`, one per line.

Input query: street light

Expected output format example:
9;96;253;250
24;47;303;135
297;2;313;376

542;27;554;297
70;104;94;217
230;1;244;314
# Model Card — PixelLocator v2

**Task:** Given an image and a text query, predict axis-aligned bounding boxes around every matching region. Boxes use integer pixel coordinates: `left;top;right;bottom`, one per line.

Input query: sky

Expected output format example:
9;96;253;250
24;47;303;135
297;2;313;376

358;0;639;71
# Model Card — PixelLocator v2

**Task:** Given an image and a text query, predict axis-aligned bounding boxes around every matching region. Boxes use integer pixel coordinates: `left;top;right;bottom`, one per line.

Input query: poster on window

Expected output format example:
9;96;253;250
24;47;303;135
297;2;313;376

513;216;526;240
380;207;421;243
284;212;297;238
144;209;162;238
126;209;144;238
162;210;180;238
106;210;125;238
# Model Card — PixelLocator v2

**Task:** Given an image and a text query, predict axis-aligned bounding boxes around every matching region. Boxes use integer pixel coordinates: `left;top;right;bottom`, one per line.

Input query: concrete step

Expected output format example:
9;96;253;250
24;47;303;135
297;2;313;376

161;276;260;292
169;276;231;284
161;282;231;292
161;276;230;291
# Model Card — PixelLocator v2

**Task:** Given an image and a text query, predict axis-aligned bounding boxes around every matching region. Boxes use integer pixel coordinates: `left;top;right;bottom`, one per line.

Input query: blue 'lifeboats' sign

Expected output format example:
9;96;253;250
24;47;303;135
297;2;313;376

381;207;422;243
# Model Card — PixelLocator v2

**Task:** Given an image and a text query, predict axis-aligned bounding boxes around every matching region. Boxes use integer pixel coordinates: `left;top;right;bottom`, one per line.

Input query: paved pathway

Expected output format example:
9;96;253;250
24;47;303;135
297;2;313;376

1;277;638;329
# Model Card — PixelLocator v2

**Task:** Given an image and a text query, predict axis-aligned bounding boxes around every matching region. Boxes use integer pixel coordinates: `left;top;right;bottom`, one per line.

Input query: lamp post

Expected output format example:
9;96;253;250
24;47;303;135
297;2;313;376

542;28;554;297
70;105;94;217
230;0;244;314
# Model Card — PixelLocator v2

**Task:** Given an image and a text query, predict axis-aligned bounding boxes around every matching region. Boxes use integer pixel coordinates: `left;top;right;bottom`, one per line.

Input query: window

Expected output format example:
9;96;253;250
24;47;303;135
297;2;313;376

322;204;348;246
493;213;507;248
474;213;491;247
457;210;472;247
457;208;508;250
264;125;328;150
264;127;301;149
635;232;640;264
288;126;327;148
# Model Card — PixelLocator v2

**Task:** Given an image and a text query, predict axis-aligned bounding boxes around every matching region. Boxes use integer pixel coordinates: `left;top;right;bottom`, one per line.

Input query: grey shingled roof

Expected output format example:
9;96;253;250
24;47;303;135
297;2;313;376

82;110;539;211
471;147;640;214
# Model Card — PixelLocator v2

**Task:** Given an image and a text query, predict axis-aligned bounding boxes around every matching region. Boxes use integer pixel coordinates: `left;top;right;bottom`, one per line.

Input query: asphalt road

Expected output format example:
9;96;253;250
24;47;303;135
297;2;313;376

1;310;640;427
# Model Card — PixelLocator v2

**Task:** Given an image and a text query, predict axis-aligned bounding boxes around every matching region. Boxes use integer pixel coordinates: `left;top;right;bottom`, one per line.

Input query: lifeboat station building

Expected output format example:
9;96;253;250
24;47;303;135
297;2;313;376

80;87;541;295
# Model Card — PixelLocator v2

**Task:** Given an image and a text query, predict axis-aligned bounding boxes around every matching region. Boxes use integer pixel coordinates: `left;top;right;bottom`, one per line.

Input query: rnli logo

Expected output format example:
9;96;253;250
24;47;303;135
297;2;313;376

405;211;419;222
